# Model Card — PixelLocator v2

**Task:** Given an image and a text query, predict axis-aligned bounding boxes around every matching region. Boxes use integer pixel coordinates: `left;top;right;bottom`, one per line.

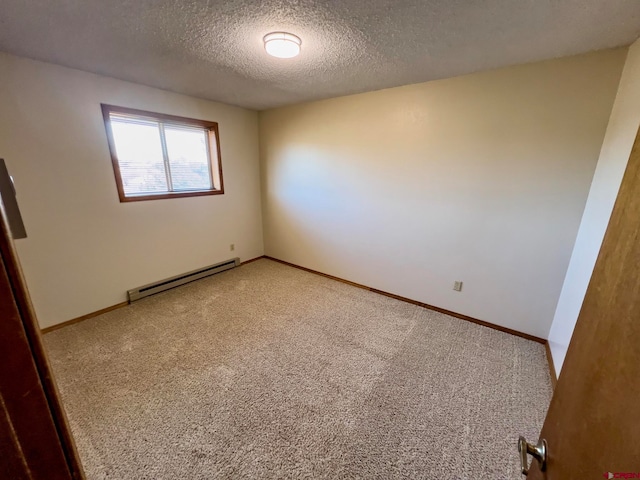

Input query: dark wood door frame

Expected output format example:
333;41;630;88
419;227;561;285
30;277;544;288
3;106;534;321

0;203;84;479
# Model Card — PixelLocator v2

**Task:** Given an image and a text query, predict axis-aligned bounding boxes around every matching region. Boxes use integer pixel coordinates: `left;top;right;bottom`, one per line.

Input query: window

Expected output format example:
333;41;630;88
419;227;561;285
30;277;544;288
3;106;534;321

101;104;223;202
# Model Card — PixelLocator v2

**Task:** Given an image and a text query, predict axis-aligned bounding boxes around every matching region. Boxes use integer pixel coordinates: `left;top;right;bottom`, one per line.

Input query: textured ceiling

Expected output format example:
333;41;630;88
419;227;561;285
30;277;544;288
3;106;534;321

1;1;639;110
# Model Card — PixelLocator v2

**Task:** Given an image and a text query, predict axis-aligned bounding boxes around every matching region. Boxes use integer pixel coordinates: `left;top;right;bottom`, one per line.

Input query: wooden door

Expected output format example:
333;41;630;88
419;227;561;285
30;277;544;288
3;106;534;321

0;201;84;478
525;128;640;478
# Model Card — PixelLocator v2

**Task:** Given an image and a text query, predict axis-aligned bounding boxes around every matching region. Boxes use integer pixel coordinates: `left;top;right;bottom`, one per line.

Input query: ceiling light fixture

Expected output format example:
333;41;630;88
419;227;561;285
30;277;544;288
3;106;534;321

263;32;301;59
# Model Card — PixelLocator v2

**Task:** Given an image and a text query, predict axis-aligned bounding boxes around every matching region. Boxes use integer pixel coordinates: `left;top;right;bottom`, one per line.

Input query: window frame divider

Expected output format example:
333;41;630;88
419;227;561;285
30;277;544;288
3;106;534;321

158;123;174;193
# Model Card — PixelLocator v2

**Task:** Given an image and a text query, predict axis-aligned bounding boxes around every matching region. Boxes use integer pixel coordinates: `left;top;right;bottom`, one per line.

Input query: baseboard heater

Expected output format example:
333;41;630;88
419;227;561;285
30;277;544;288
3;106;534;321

127;257;240;303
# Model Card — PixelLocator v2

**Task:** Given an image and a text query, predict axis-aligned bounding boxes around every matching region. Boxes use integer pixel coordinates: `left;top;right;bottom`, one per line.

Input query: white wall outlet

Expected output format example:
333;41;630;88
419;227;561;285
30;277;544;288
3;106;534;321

453;281;463;292
230;244;235;251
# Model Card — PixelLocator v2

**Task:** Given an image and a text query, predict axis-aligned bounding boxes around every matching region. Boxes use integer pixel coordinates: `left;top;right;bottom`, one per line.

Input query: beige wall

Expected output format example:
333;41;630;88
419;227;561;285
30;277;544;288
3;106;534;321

549;38;640;374
0;53;264;328
259;49;626;338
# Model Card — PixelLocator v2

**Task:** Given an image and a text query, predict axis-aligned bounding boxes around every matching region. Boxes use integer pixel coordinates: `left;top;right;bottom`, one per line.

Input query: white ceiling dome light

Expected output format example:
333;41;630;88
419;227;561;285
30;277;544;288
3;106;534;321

263;32;302;59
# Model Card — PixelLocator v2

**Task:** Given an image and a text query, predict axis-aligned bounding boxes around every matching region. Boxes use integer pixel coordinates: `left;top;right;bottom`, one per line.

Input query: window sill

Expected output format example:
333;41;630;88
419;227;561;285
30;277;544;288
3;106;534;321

119;189;224;203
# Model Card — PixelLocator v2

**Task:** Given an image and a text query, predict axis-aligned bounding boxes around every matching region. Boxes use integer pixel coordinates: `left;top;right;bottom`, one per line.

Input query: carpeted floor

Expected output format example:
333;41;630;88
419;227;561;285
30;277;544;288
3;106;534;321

44;258;552;479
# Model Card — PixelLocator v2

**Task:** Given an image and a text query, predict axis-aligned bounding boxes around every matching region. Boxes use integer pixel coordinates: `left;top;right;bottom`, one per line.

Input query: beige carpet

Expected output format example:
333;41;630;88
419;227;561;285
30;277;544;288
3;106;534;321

44;259;552;479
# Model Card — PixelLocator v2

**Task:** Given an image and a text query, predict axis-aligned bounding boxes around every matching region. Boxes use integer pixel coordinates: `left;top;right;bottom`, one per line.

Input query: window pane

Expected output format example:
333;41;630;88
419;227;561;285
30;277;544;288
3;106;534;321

164;126;212;191
110;118;168;195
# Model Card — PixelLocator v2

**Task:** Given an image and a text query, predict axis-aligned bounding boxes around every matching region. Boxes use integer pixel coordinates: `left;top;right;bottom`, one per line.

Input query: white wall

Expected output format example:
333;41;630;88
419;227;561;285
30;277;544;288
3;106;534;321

259;50;626;339
548;39;640;374
0;53;264;328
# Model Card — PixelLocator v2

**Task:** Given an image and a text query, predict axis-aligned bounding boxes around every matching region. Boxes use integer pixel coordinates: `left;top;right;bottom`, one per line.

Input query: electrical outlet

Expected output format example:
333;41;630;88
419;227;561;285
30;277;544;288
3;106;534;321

230;244;235;251
453;281;463;292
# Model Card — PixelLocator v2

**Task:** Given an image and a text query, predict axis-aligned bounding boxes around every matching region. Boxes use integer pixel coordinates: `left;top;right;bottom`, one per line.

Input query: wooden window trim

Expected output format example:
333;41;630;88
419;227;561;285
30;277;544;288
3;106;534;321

101;104;224;202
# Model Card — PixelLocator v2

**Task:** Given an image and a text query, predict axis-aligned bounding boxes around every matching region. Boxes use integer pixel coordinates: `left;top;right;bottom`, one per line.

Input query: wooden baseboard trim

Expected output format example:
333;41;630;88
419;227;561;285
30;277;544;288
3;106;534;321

41;301;129;334
42;256;547;346
41;257;265;334
240;255;266;266
544;341;558;389
264;256;546;344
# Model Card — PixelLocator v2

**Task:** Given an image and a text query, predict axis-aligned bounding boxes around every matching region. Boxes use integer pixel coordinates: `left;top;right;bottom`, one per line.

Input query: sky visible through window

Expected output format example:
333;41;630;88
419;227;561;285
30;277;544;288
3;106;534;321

111;117;212;195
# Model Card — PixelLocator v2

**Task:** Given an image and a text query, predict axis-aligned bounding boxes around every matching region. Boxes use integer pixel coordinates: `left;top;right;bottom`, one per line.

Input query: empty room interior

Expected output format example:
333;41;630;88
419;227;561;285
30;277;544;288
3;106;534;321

1;1;640;479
